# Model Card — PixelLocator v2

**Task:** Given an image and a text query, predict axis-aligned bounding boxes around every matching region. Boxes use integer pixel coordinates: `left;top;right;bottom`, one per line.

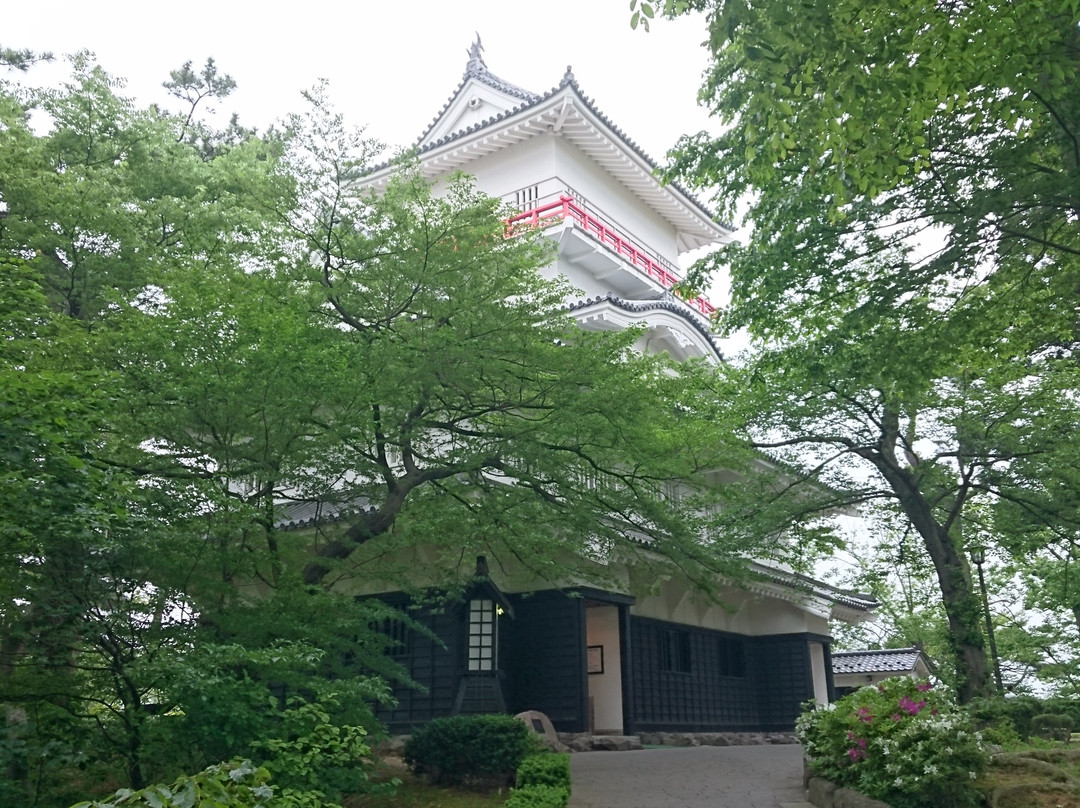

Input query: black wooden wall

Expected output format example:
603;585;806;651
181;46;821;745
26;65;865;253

371;592;825;735
628;618;821;732
629;616;758;731
751;633;817;731
504;590;588;732
374;600;461;732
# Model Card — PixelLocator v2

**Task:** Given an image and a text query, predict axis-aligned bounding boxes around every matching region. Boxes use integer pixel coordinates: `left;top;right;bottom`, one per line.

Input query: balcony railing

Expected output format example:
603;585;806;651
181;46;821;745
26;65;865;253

505;195;715;318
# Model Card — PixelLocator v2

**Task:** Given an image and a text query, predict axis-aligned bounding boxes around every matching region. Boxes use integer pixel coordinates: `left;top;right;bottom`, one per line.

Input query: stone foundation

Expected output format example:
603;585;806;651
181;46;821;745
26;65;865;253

378;729;799;756
557;730;797;751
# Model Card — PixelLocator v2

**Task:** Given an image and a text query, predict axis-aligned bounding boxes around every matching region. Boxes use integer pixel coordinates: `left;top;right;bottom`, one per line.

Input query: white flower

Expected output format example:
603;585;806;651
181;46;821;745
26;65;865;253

924;764;938;775
969;771;978;780
894;778;904;787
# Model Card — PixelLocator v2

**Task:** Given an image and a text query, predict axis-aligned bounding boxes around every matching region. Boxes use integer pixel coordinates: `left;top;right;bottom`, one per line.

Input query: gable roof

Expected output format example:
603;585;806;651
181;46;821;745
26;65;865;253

367;38;731;254
832;648;926;675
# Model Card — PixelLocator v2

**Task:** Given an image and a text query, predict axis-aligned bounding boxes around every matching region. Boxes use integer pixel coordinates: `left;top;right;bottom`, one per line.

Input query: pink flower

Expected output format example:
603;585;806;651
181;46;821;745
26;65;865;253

892;713;902;722
898;697;926;716
917;682;933;692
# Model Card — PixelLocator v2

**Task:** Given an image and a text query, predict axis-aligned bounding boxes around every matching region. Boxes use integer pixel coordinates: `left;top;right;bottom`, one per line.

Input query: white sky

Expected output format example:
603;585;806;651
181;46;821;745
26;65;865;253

5;0;718;166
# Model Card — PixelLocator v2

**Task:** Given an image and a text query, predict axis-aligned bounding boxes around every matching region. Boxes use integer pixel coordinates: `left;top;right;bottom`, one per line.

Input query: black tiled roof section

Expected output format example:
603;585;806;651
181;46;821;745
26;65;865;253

275;498;371;530
568;293;723;360
832;648;924;674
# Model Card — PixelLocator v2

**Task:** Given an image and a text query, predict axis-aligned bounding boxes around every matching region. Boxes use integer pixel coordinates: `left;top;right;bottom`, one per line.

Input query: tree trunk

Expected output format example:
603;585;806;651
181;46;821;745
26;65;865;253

868;415;992;703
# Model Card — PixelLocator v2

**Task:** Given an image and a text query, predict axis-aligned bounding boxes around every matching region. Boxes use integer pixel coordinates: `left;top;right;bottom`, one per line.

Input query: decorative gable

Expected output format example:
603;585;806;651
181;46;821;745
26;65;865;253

418;37;540;147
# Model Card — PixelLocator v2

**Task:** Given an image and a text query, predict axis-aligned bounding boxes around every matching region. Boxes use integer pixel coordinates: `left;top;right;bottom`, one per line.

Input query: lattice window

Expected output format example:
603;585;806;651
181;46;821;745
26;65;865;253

377;618;412;658
467;598;497;671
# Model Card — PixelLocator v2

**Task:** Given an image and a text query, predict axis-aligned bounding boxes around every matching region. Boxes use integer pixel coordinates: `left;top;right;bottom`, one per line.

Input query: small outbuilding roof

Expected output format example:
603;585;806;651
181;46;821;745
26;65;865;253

832;648;926;676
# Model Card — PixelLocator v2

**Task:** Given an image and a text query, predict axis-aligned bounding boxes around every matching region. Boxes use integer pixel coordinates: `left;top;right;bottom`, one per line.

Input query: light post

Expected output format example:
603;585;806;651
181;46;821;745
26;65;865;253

969;545;1004;694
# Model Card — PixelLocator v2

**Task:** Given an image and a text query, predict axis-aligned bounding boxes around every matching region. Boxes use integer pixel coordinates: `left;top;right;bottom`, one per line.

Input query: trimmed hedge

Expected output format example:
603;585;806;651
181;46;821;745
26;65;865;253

1031;713;1075;742
966;696;1080;741
503;784;570;808
517;753;570;790
403;714;538;785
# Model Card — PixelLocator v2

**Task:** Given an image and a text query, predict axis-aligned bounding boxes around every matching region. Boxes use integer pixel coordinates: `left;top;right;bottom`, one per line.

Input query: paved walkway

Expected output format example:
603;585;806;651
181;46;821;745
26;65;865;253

568;744;810;808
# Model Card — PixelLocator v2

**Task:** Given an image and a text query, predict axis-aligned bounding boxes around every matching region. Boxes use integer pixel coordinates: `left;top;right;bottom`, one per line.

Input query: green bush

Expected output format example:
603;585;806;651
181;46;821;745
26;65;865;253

503;784;570;808
403;714;539;785
516;753;570;790
1030;713;1074;742
797;677;988;808
965;695;1043;740
254;695;375;802
1042;697;1080;731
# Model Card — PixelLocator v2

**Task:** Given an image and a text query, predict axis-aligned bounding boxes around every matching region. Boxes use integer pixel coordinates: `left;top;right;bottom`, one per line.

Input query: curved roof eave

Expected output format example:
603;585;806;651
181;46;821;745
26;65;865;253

568;293;724;363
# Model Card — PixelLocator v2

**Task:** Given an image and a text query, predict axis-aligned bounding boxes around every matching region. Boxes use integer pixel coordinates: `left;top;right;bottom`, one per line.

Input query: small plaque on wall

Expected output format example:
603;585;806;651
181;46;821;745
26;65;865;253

587;645;604;675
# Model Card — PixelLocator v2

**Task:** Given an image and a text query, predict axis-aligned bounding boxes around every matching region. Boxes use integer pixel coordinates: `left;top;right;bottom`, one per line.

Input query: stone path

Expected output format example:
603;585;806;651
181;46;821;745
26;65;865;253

568;744;810;808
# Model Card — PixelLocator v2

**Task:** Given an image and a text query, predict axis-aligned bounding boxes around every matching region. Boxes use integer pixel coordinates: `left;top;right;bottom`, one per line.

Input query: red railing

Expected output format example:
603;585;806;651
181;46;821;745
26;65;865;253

506;196;715;317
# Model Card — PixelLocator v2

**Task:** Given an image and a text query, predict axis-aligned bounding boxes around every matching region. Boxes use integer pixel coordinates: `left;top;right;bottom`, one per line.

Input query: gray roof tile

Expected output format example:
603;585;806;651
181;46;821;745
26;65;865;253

832;648;924;674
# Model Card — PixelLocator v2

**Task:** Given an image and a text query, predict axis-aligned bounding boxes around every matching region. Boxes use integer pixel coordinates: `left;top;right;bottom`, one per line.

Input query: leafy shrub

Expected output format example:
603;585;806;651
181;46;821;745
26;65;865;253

254;695;375;803
974;715;1022;748
965;695;1044;740
403;714;539;785
503;784;570;808
516;753;570;790
1030;713;1074;742
797;677;988;808
69;759;276;808
1042;697;1080;731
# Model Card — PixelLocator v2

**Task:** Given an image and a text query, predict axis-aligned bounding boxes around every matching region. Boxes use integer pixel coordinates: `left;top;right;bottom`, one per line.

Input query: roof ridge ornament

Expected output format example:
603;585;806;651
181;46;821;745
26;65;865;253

465;34;487;78
560;65;576;87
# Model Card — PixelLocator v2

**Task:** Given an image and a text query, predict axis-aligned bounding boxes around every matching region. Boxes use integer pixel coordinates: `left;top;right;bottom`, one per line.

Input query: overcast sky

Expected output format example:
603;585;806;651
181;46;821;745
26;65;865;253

5;1;718;164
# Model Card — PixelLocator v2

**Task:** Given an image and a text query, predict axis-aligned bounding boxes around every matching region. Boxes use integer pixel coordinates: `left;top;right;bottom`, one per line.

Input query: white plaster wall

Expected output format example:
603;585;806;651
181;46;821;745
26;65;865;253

550;139;678;262
463;137;561;202
460;134;681;267
809;641;829;706
585;605;623;733
629;577;832;637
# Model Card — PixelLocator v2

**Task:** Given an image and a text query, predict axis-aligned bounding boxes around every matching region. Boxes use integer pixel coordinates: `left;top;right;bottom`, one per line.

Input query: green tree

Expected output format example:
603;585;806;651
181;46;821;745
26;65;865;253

642;0;1080;701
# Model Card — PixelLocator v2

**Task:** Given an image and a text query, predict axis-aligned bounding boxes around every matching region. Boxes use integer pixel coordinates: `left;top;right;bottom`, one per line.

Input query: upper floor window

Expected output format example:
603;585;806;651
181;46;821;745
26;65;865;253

514;185;540;210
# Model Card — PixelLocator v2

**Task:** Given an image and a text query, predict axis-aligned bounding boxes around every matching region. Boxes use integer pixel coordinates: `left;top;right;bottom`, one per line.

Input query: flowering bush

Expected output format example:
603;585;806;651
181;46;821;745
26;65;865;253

796;677;988;808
